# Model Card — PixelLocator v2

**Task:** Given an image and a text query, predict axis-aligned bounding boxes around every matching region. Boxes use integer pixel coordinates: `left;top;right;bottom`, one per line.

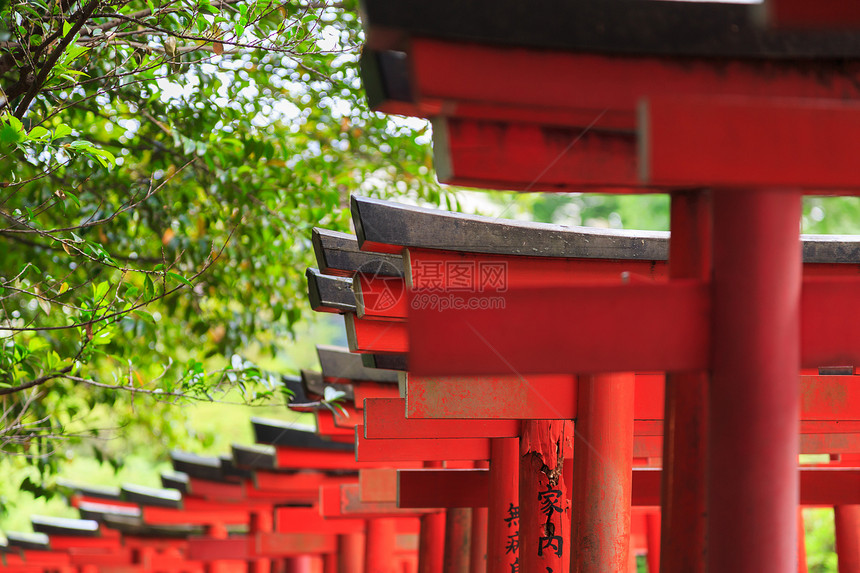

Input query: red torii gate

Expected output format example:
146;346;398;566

355;2;860;569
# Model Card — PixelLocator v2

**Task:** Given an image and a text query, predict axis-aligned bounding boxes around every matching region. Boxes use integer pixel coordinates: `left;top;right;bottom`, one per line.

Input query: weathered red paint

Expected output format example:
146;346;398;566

709;189;801;573
355;427;490;462
364;397;521;438
417;462;445;573
660;190;710;573
486;438;519;573
571;373;635;573
443;508;472;573
519;420;570;573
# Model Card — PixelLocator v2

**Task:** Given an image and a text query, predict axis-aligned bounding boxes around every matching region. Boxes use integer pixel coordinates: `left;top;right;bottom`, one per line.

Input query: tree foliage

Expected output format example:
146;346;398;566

0;0;442;477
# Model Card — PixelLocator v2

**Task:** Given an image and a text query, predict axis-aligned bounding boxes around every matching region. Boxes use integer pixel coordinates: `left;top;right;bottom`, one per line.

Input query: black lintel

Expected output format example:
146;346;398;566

101;514;202;538
31;515;100;537
170;450;226;482
231;443;277;470
5;532;50;551
361;352;408;371
312;227;404;277
251;417;354;452
360;0;860;59
282;373;312;405
121;483;182;509
307;268;357;313
219;455;254;481
353;196;860;264
161;471;189;494
352;195;669;260
317;345;399;383
56;479;122;502
77;500;142;522
302;369;354;401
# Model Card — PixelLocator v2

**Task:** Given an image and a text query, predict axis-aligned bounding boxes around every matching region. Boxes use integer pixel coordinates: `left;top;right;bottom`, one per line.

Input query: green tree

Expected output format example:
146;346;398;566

0;0;442;485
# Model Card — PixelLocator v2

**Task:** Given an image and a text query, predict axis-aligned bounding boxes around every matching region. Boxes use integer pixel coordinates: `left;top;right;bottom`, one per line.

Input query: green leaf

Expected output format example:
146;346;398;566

53;124;72;139
166;272;192;287
62;20;72;36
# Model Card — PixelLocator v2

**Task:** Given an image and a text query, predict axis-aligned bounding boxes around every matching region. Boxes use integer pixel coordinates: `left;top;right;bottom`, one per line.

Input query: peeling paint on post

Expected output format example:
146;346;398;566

519;420;571;573
571;373;635;573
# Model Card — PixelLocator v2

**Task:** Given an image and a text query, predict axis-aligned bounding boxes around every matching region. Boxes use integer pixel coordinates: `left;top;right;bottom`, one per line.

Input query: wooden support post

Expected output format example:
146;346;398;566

251;510;274;573
471;460;489;573
443;508;472;573
710;189;801;573
418;461;445;573
520;420;570;573
205;522;229;573
646;510;660;573
798;508;808;573
324;554;338;573
571;373;635;573
338;533;365;573
660;190;711;573
366;519;397;573
835;505;860;573
487;438;519;573
471;506;488;573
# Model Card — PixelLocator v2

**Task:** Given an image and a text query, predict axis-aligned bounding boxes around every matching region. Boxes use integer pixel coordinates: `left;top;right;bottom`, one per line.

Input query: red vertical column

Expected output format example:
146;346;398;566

571;373;635;573
471;460;489;573
443;508;472;573
520;420;570;573
835;454;860;573
710;188;801;572
338;532;365;573
250;510;274;573
366;519;397;573
487;437;519;573
418;461;445;573
660;190;711;573
646;509;661;573
798;508;808;573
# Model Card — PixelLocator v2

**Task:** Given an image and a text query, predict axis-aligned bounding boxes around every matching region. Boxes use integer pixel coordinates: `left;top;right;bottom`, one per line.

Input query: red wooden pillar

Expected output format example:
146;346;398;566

418;461;446;573
710;188;801;573
487;437;519;573
206;522;229;573
798;508;808;573
660;190;711;573
366;519;397;573
338;533;365;573
443;508;472;573
251;510;274;573
835;454;860;573
836;505;860;573
520;420;570;573
646;509;660;573
571;373;635;573
471;460;489;573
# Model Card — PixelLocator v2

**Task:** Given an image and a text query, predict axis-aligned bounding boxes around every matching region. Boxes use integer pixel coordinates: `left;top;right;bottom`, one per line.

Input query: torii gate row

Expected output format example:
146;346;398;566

350;188;860;573
309;214;860;573
356;2;860;568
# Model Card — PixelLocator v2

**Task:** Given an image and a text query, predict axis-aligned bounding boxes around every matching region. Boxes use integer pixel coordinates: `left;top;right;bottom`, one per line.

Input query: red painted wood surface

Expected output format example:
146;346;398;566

487;438;519;573
355;273;407;320
408;281;709;375
360;468;397;503
519;420;570;573
353;382;400;408
355;427;490;462
409;38;860;133
761;0;860;28
642;96;860;189
320;484;430;519
346;314;408;354
660;190;710;573
364;398;521;438
435;117;641;192
571;373;635;573
709;189;801;573
397;469;490;508
141;506;250;525
408;278;860;375
443;508;472;573
274;506;364;535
